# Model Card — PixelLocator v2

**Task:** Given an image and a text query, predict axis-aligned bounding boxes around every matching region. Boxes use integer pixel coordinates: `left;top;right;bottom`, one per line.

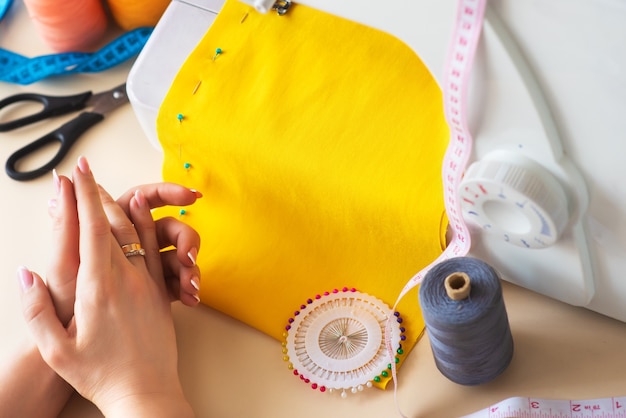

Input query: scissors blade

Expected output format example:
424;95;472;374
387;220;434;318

87;83;129;116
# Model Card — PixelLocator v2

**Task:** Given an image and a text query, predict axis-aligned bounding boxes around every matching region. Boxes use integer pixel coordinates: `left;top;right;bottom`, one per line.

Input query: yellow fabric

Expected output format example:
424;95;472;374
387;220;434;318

156;0;449;387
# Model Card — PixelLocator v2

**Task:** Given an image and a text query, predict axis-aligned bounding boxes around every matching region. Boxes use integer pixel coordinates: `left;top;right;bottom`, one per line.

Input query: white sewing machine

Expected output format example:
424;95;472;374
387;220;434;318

127;0;626;322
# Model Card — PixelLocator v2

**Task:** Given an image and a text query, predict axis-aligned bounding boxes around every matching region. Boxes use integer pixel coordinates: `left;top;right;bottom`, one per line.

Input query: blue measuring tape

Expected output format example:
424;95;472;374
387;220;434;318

0;0;12;21
0;1;152;84
0;27;153;84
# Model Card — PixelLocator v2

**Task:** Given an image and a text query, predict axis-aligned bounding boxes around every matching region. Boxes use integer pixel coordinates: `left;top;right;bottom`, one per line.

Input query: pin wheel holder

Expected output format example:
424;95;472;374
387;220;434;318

282;288;406;397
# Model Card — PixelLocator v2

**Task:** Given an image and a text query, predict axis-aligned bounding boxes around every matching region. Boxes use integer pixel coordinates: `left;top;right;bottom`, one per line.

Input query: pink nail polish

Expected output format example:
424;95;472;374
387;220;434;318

77;156;90;174
187;248;198;265
48;198;58;208
17;266;34;291
190;277;200;291
52;169;60;194
133;189;147;208
189;189;203;198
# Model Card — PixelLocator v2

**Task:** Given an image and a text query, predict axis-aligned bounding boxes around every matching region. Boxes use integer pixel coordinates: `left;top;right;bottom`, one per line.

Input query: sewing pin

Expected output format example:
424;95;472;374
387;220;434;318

213;48;223;61
192;80;202;95
179;209;187;217
241;12;248;23
177;113;184;123
184;162;191;171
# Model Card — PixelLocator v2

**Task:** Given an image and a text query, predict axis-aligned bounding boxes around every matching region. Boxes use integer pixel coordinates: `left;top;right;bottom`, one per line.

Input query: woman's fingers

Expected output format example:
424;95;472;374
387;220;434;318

129;190;165;286
71;157;114;291
97;185;148;272
46;170;79;325
115;182;203;305
155;216;201;268
17;267;70;370
116;183;202;217
154;217;201;304
160;250;201;306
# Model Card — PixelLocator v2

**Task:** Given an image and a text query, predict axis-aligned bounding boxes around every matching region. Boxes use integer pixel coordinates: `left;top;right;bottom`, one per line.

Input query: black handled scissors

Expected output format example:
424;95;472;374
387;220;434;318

0;83;128;181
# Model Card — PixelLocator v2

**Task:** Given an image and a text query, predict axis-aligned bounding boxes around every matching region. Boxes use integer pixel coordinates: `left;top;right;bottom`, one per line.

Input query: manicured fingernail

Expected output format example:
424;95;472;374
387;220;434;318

192;294;201;303
133;189;147;209
187;248;198;266
48;198;58;209
190;276;200;291
52;169;60;194
77;156;90;175
189;189;203;198
17;266;34;291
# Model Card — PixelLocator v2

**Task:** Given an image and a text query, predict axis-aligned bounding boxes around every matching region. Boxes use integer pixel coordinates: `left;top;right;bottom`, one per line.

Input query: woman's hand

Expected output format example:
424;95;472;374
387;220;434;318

18;157;195;417
1;168;201;418
47;177;203;325
113;183;203;306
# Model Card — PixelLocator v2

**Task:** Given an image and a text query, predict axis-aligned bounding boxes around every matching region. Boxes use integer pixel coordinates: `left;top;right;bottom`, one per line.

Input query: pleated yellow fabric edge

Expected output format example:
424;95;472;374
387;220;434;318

154;0;450;391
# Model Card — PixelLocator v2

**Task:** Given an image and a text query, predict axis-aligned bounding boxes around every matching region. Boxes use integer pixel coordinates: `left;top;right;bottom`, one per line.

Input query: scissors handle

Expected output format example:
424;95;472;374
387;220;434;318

0;91;92;132
5;111;104;181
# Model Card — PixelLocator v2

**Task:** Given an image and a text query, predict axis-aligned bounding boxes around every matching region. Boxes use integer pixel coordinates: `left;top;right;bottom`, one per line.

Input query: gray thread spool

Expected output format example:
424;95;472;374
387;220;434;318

418;257;514;385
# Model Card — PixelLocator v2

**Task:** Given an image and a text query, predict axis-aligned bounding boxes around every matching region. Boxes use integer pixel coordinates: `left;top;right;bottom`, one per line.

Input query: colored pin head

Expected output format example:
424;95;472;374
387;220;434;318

213;48;223;61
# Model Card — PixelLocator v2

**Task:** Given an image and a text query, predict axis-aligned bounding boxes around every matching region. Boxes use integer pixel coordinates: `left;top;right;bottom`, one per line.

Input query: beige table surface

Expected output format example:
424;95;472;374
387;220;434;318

1;2;625;418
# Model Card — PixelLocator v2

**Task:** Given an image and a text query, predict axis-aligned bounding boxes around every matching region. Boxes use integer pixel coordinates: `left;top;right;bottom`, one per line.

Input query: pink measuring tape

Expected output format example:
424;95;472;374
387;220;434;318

387;2;625;417
396;0;486;301
463;396;626;418
386;0;487;413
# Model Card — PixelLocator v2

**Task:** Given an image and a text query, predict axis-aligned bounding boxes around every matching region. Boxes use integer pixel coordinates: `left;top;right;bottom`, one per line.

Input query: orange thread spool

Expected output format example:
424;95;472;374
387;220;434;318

107;0;171;30
23;0;108;52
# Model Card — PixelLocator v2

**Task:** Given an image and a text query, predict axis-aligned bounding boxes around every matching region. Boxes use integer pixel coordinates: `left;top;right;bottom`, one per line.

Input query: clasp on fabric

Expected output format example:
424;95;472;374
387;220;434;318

272;0;291;15
238;0;291;15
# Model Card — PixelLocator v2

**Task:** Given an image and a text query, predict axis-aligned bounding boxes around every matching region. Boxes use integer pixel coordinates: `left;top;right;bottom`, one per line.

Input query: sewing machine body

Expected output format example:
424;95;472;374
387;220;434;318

127;0;626;322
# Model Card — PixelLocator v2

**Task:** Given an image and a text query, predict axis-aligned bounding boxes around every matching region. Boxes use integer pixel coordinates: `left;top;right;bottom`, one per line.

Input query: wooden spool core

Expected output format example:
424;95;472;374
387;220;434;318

444;272;471;301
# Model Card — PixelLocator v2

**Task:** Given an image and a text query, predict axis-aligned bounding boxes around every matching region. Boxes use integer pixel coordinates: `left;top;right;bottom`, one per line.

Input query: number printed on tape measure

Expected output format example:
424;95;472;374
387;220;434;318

463;396;626;418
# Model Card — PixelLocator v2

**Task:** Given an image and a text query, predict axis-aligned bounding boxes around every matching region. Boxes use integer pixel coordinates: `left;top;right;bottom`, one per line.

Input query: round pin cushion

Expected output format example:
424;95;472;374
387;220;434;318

282;288;404;396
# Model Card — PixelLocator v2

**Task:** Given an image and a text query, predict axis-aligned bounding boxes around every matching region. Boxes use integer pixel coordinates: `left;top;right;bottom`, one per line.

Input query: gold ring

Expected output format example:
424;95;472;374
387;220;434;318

121;243;146;257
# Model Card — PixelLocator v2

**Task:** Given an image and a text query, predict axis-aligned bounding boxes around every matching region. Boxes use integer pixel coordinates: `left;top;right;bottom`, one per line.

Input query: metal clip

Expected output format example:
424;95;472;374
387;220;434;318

237;0;291;15
272;0;291;15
